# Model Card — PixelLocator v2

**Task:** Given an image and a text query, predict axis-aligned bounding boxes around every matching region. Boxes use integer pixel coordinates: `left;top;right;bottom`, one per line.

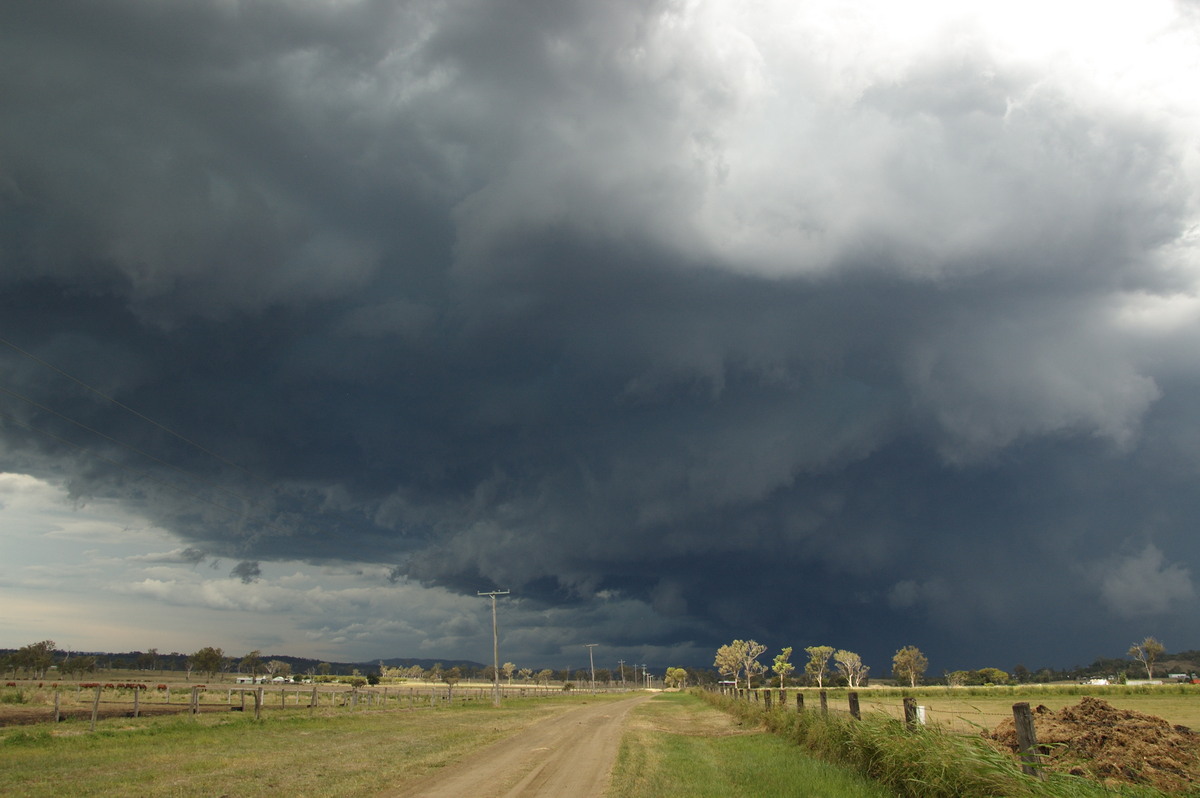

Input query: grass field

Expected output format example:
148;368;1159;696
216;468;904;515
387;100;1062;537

0;693;631;797
609;692;897;798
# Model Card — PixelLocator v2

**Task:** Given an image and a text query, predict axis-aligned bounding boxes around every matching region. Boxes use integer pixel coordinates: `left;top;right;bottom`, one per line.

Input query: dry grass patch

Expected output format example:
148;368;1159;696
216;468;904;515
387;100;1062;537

625;691;756;737
0;694;630;797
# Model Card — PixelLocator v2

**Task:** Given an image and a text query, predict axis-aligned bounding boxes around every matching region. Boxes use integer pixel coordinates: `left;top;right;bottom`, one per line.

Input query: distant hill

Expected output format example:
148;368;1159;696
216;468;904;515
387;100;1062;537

0;648;486;677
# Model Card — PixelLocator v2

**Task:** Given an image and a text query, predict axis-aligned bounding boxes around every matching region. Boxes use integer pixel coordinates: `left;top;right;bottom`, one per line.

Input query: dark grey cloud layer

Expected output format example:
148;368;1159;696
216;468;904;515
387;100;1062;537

2;0;1199;670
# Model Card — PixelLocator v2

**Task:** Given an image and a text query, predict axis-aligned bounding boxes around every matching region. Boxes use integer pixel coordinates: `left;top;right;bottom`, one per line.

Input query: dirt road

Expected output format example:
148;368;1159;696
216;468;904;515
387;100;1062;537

382;694;651;798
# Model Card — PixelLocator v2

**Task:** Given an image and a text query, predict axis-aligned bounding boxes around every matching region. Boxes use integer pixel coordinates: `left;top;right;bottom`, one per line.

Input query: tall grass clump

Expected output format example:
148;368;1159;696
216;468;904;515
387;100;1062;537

697;691;1168;798
1;687;28;704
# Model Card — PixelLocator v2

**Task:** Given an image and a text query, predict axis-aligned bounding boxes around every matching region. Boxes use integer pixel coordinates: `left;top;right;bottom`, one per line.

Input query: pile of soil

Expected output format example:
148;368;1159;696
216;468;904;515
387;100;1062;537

990;697;1200;793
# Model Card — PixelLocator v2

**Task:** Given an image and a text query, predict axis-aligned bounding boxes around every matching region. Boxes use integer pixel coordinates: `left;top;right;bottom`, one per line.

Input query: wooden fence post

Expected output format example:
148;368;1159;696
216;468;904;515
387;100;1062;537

796;692;804;712
254;687;263;720
54;689;61;723
89;684;102;731
190;686;200;715
764;689;773;709
310;685;318;716
903;697;918;729
133;686;140;718
1012;702;1045;781
819;690;828;716
848;692;860;719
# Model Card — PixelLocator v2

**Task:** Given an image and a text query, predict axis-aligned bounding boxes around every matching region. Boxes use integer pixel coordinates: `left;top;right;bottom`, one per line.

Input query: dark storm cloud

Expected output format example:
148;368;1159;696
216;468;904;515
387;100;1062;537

230;560;262;584
2;0;1199;670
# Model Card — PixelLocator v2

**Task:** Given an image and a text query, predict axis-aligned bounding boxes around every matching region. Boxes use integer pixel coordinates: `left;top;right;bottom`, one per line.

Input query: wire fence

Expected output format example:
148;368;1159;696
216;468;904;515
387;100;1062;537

717;687;1018;736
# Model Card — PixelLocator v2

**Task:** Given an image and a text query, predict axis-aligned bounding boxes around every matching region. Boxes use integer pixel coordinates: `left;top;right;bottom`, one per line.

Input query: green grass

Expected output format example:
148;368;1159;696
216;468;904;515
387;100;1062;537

1;688;28;705
703;691;1176;798
609;692;896;798
0;694;628;797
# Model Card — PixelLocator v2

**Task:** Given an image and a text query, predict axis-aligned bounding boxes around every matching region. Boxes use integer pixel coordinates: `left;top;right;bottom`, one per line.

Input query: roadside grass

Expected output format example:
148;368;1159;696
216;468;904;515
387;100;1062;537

609;692;897;798
703;692;1173;798
812;684;1200;732
0;693;629;797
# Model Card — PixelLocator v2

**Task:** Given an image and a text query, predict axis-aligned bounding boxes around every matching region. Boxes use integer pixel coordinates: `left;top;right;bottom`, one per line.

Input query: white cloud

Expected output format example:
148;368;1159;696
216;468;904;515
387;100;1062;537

1098;544;1195;617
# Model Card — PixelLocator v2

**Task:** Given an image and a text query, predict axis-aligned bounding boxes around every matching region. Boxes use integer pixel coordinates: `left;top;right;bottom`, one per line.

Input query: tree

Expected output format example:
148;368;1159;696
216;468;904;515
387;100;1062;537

772;647;795;689
1129;637;1166;679
739;640;768;688
241;650;264;678
60;655;97;679
945;670;971;687
714;642;743;689
536;669;554;685
266;660;292;680
834;649;869;687
714;639;766;690
137;648;158;671
976;667;1008;685
441;666;461;699
804;646;835;688
892;645;928;687
191;647;225;679
665;667;689;688
502;662;516;684
317;662;333;676
15;640;57;679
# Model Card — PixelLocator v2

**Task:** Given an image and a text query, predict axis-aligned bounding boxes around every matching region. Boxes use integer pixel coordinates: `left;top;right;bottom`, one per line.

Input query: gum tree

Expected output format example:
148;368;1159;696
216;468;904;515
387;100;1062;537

715;639;767;690
892;645;928;687
1129;637;1165;679
804;645;835;688
834;649;869;687
191;646;225;679
772;647;795;689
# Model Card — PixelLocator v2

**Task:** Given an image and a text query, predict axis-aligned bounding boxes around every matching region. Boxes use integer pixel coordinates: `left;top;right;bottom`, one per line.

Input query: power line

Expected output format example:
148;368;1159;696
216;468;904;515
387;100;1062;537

0;336;295;544
0;408;255;524
0;383;250;508
0;336;263;486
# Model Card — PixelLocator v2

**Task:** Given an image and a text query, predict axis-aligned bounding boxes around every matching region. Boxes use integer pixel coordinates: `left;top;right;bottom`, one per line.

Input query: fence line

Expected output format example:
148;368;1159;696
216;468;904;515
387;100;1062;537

5;679;632;729
713;685;1052;771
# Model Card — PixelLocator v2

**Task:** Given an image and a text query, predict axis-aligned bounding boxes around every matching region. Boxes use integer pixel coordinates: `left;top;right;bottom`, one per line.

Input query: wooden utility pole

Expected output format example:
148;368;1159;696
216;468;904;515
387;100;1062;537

585;644;598;692
478;590;510;707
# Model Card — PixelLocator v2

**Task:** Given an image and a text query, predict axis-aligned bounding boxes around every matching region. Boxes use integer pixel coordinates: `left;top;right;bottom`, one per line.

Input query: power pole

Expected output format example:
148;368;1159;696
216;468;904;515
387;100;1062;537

478;590;510;707
585;644;598;693
617;659;626;688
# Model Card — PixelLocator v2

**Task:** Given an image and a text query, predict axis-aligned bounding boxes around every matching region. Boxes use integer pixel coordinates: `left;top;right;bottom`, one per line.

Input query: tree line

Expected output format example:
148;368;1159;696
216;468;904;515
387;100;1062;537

712;640;929;689
4;635;1182;685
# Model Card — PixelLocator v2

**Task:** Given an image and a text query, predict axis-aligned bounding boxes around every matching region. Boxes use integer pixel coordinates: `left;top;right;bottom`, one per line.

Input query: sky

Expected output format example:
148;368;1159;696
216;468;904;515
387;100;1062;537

2;0;1199;678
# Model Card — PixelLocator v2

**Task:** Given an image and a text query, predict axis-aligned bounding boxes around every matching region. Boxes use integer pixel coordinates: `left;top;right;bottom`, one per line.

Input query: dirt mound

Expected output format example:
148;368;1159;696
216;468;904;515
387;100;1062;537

991;697;1200;793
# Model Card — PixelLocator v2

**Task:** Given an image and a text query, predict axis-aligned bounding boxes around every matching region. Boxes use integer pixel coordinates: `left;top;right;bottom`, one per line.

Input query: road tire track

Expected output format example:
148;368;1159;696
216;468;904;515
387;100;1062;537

381;694;651;798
